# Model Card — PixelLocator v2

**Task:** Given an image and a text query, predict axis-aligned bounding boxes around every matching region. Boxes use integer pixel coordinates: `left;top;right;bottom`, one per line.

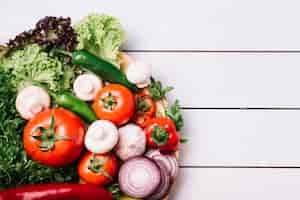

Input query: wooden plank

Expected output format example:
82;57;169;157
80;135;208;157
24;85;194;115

180;109;300;166
1;0;300;50
130;52;300;108
170;168;300;200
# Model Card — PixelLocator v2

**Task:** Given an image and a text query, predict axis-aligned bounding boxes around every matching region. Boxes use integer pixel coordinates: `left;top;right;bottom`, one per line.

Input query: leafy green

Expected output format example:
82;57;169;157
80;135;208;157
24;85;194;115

0;45;8;58
0;67;78;189
106;183;121;200
0;44;78;92
180;138;189;143
148;77;173;101
7;16;77;51
74;13;126;65
166;100;184;131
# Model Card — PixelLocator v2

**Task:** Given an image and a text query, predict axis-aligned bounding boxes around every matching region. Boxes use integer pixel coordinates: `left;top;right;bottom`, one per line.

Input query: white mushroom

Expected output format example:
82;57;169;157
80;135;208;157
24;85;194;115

126;61;152;88
115;124;146;161
85;120;119;154
73;73;103;101
16;86;50;120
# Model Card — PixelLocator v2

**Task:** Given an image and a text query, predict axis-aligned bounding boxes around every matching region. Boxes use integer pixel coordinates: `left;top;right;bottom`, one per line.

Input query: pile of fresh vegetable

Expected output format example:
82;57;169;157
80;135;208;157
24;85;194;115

0;13;185;200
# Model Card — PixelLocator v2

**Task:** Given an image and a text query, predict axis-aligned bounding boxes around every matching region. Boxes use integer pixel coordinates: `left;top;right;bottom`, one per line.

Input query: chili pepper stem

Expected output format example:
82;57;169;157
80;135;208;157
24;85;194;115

51;48;73;57
152;125;168;146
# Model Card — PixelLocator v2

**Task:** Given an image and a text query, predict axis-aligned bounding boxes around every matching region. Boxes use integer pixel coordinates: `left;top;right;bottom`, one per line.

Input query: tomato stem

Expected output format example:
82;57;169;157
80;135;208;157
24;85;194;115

31;114;72;152
136;96;151;113
101;92;117;110
88;154;112;180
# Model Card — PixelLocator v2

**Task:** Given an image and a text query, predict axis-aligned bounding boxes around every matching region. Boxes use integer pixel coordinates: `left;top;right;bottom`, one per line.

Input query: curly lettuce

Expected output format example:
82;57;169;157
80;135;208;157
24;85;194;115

74;13;126;65
0;44;78;92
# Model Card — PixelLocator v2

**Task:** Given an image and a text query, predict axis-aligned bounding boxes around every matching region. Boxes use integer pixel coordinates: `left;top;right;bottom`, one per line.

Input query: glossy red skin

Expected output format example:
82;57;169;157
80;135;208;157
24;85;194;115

23;108;85;167
78;152;118;186
132;94;156;127
0;184;113;200
145;118;180;151
93;84;135;126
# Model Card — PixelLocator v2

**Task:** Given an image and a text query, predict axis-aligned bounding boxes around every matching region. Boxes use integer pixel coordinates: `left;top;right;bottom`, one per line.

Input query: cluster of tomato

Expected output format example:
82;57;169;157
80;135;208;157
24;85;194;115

23;84;179;186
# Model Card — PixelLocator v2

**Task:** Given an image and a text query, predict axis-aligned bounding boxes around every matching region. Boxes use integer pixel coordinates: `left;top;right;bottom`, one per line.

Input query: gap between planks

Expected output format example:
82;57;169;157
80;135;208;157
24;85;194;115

179;166;300;169
181;107;300;110
123;50;300;54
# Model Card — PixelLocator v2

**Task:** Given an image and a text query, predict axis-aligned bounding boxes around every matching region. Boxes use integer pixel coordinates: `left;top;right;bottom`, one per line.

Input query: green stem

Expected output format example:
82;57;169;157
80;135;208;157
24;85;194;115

51;48;73;57
152;125;169;146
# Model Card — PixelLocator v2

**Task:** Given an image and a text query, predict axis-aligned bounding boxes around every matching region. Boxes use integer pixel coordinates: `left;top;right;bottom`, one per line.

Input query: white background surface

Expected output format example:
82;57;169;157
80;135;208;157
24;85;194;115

2;0;300;199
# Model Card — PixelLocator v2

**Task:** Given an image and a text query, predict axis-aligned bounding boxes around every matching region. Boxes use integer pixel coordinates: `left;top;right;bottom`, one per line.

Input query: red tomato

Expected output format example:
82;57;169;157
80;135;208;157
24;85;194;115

145;117;179;152
78;152;118;186
132;93;156;127
23;108;85;167
93;84;135;126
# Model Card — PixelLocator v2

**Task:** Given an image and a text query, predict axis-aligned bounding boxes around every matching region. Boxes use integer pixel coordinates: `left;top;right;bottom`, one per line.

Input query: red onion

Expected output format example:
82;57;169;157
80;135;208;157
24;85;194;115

145;150;179;180
166;155;179;179
118;157;160;198
145;149;162;158
147;159;171;200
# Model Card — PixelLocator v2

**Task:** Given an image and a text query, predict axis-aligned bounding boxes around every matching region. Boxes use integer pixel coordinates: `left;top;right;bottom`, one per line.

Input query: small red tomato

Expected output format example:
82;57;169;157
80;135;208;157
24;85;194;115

78;152;118;186
23;108;85;167
144;117;179;152
132;93;156;127
93;84;135;126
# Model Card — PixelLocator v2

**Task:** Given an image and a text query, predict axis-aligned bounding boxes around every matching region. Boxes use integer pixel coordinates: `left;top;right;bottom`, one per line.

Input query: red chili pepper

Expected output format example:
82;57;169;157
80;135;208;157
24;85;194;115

144;117;179;151
0;183;113;200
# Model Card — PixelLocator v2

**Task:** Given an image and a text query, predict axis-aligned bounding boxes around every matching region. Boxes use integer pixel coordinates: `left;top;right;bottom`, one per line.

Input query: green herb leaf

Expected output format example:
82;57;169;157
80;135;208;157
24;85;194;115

180;138;189;143
106;183;121;200
0;69;78;189
166;100;184;131
148;77;174;101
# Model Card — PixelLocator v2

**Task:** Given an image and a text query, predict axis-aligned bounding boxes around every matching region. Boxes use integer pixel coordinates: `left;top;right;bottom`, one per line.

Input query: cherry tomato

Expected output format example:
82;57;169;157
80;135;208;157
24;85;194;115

23;108;85;167
78;152;118;186
144;117;179;152
132;93;156;127
93;84;135;126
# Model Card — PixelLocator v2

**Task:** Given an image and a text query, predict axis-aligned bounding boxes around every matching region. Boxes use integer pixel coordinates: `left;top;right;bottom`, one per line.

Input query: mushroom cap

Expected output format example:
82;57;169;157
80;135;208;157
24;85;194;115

73;73;103;101
126;61;151;89
16;86;50;120
85;120;119;153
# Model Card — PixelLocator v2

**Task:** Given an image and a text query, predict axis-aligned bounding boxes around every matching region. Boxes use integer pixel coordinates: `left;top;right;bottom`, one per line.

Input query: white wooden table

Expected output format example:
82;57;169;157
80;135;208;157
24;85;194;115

2;0;300;199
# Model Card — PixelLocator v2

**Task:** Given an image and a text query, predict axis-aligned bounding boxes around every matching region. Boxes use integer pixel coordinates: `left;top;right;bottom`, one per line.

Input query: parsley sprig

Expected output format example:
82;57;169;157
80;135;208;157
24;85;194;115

148;77;173;101
166;100;184;131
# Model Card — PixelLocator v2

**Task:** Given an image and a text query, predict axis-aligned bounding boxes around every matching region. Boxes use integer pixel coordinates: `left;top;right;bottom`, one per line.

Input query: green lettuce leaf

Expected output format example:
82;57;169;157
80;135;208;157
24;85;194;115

74;13;126;65
0;44;77;92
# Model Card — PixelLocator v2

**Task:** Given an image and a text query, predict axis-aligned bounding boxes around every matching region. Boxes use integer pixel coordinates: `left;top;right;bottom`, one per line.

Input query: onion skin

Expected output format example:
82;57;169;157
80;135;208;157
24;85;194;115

145;149;162;158
145;150;179;181
147;159;171;200
118;157;160;198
